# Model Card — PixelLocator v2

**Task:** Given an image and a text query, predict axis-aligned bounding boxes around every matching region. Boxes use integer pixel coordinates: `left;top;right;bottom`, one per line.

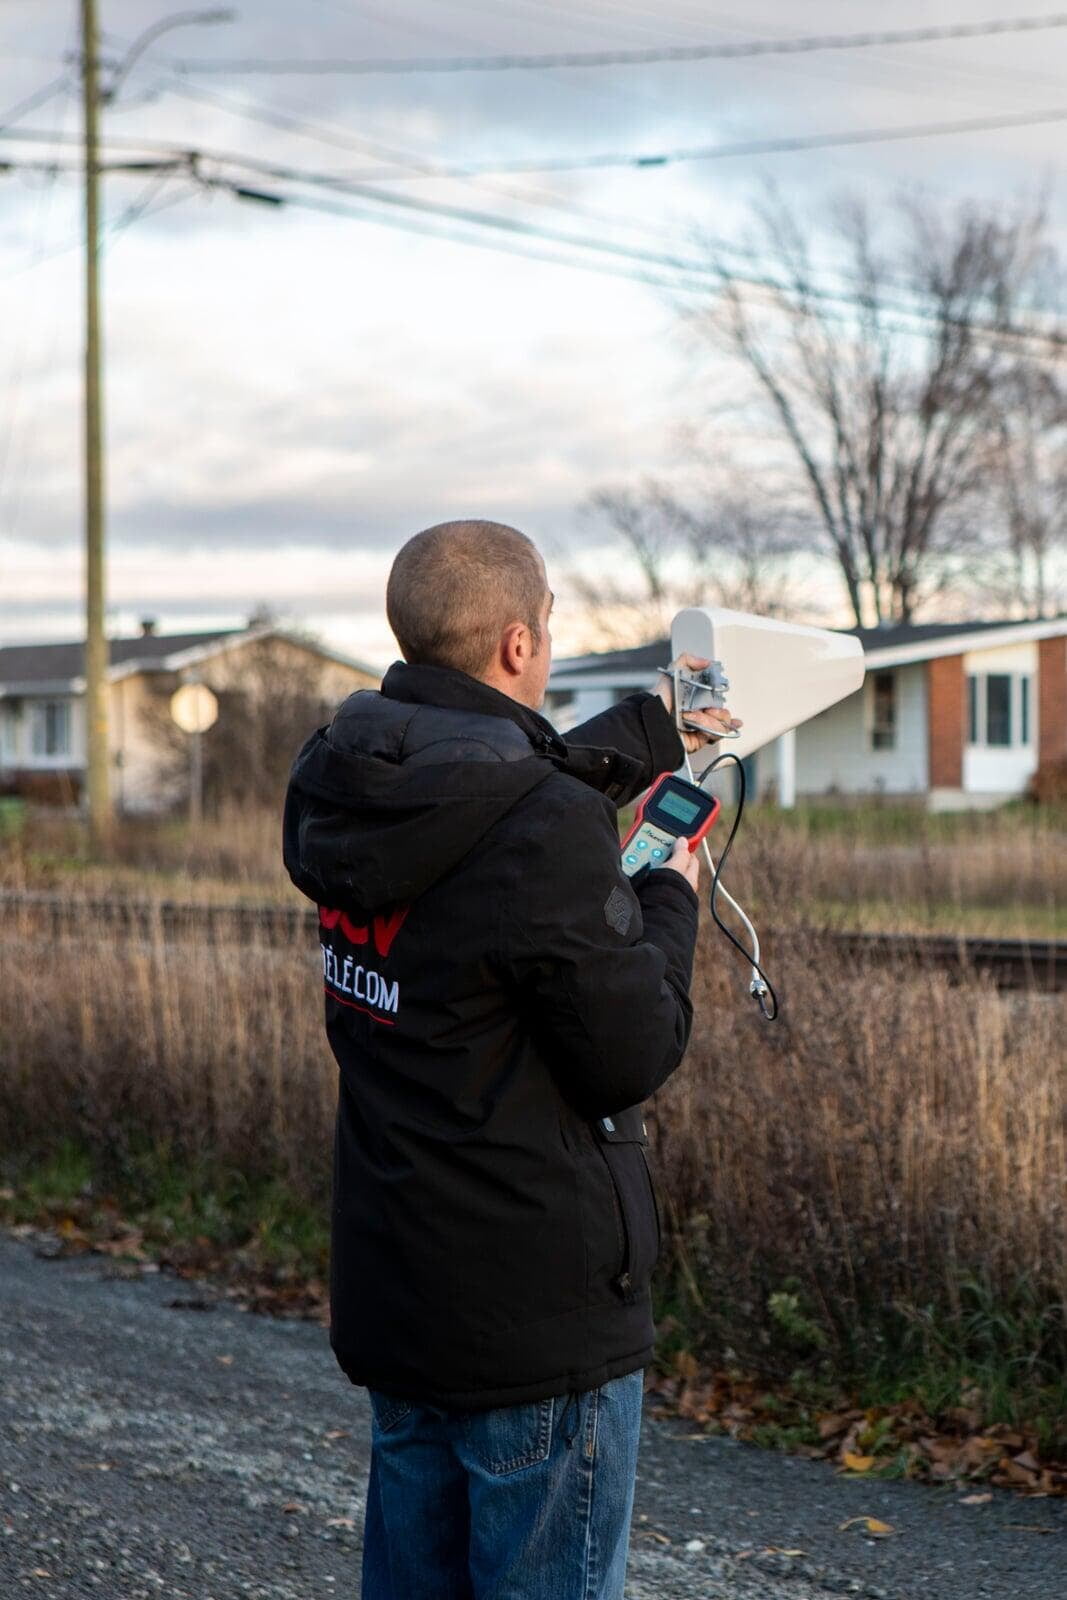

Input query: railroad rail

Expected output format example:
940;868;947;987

1;890;1063;992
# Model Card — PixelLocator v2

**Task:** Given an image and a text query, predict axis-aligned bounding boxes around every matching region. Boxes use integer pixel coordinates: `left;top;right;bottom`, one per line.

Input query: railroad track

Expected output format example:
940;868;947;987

1;890;1063;991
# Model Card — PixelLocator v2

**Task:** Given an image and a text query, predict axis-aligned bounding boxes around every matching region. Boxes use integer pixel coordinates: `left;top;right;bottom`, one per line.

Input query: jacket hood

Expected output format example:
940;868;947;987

283;663;567;919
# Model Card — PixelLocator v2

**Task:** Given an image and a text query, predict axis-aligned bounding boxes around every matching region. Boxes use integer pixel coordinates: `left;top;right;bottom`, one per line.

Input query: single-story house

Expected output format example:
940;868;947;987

547;617;1067;808
0;621;380;812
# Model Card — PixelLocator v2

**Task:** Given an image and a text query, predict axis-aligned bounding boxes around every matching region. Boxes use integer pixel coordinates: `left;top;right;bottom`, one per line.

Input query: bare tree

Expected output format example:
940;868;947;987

700;193;1060;628
568;478;803;647
989;364;1067;617
139;633;344;814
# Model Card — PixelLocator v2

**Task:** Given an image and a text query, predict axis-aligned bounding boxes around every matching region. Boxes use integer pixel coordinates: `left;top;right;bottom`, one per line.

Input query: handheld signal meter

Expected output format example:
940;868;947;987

620;773;721;878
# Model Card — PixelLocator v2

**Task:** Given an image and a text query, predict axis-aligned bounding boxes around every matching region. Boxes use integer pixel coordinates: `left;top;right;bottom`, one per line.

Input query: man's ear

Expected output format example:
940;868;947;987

499;621;530;679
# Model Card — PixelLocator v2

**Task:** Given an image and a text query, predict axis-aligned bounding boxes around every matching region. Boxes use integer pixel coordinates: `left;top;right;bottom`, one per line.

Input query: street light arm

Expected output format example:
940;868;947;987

103;9;235;101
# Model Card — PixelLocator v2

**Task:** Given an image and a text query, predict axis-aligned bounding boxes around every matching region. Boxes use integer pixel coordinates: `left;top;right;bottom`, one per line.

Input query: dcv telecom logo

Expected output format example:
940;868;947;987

318;905;408;1024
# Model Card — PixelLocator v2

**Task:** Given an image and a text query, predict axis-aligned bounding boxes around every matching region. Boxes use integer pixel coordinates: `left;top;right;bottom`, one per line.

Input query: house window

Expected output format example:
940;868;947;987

985;675;1012;747
0;707;15;763
965;673;1033;748
29;699;72;758
870;672;896;750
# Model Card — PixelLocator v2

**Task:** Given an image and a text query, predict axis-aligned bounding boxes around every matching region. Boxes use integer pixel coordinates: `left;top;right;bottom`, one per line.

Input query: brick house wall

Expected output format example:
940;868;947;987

1038;636;1067;768
927;655;964;789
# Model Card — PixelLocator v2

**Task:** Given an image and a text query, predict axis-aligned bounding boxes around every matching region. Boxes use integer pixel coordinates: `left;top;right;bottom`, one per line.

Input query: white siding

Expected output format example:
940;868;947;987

794;664;929;796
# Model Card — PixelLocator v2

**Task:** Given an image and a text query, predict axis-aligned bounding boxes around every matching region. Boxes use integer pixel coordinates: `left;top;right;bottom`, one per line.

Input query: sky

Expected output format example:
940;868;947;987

1;0;1065;665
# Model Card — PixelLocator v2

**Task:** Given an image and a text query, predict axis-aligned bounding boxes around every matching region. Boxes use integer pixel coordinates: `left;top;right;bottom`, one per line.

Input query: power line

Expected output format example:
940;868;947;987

9;98;1067;180
11;139;1055;353
152;75;787;273
333;104;1067;177
0;74;70;131
197;171;1067;358
162;11;1067;74
1;148;1062;353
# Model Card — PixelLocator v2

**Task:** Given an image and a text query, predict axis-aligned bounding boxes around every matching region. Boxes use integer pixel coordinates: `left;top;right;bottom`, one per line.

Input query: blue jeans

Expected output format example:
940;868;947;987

361;1370;644;1600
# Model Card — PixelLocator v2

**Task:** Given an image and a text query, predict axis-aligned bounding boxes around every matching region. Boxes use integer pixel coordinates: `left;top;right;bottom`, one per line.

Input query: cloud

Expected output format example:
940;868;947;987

2;0;1065;642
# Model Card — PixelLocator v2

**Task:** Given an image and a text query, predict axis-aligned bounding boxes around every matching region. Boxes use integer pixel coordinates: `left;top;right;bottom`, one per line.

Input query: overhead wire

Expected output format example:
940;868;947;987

150;74;801;278
161;11;1067;74
0;21;80;545
9;97;1067;181
2;131;1063;354
284;104;1067;178
175;162;1064;354
0;74;71;131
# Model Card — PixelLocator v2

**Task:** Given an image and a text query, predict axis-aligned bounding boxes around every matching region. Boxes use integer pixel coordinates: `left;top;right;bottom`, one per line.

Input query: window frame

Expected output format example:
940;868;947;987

964;671;1034;749
29;698;73;760
869;670;897;752
984;674;1013;748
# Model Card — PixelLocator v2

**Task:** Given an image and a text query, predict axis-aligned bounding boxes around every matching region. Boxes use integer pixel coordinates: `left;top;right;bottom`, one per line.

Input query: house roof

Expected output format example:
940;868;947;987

0;630;239;690
0;627;382;694
550;616;1067;683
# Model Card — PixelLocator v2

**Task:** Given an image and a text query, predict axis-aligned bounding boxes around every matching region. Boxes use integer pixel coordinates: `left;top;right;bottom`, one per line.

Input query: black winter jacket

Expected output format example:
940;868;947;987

283;662;700;1410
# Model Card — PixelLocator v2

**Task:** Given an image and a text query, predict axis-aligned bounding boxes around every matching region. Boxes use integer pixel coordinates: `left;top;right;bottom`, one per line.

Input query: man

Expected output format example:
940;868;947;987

283;520;736;1600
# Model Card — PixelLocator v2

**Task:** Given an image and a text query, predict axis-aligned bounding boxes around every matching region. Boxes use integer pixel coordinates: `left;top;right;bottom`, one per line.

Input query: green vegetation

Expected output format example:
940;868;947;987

0;1141;329;1284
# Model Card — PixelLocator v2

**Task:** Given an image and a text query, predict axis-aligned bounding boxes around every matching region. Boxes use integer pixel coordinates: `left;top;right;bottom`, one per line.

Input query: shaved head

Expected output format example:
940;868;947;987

386;520;548;679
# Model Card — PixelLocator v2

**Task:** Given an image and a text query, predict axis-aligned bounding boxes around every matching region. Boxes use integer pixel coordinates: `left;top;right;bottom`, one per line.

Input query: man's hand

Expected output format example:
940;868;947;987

662;835;700;891
652;653;742;754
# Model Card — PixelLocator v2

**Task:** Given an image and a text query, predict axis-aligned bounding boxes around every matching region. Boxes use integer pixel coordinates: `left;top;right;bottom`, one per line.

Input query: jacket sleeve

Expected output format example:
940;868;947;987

564;692;685;807
499;780;700;1118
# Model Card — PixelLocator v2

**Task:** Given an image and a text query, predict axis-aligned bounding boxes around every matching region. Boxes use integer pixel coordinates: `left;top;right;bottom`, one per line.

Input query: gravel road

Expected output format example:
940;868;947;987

1;1233;1063;1599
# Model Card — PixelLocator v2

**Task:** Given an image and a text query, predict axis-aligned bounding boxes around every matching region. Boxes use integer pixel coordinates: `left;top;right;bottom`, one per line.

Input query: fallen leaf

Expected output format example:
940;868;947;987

960;1493;993;1506
819;1409;864;1440
216;1355;234;1366
281;1501;307;1515
842;1453;877;1473
839;1516;894;1537
323;1428;349;1441
765;1547;806;1557
326;1517;355;1530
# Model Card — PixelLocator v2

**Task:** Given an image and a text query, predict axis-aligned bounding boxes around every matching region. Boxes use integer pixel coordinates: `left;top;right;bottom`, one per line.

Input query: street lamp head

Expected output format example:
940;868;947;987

102;10;238;103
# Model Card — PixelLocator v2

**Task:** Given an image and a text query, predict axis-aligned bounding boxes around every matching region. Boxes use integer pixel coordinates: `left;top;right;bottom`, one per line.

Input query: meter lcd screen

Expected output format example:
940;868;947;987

657;789;703;826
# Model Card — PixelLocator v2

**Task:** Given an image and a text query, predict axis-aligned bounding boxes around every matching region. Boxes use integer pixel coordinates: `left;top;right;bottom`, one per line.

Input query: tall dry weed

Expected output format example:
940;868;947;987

1;892;1064;1372
651;929;1067;1365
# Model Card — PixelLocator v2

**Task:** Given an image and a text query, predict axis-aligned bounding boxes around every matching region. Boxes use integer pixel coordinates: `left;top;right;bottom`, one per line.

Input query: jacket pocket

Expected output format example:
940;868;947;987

593;1108;660;1304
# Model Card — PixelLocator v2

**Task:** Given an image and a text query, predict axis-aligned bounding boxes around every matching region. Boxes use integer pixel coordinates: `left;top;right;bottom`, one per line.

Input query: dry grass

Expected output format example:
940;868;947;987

0;905;334;1201
652;933;1066;1375
1;802;1064;1400
4;799;1064;933
1;883;1064;1383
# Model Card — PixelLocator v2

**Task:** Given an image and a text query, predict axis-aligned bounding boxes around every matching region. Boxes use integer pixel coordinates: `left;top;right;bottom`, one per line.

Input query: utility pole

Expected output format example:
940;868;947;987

82;0;111;851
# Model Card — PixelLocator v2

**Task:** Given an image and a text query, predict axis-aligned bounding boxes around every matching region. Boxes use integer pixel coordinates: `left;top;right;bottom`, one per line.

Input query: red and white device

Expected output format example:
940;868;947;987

620;772;721;878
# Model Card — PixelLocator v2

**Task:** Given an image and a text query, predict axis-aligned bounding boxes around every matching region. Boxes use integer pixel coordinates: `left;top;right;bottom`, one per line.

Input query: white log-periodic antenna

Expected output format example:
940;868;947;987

663;605;865;1019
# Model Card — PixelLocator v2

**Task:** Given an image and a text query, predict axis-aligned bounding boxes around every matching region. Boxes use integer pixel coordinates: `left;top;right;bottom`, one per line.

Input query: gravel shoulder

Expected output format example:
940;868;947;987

1;1234;1063;1599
